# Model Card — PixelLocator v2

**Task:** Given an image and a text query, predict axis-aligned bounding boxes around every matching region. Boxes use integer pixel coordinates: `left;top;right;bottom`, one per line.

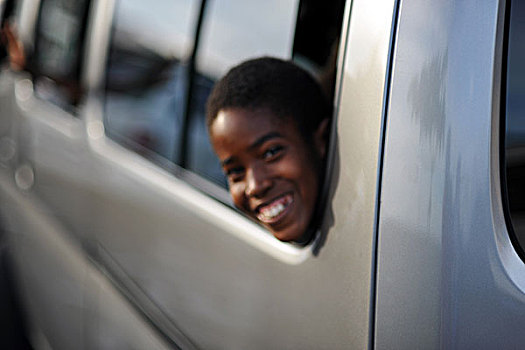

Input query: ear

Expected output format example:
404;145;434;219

313;118;330;159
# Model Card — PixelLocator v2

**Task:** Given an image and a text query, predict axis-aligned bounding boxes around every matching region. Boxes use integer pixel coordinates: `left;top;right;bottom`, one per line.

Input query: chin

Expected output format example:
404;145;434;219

270;227;302;242
272;233;294;242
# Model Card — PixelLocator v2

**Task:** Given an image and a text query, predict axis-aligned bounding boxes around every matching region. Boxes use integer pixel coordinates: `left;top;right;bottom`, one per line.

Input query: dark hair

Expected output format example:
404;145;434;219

1;0;16;27
206;57;331;141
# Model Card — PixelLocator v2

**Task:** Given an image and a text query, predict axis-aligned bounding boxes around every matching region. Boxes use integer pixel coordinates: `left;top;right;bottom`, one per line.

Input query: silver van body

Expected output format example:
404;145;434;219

0;0;524;349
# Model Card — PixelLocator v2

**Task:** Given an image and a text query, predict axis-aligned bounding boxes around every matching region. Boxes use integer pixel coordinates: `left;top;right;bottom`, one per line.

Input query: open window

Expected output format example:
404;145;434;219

102;0;346;243
30;0;90;112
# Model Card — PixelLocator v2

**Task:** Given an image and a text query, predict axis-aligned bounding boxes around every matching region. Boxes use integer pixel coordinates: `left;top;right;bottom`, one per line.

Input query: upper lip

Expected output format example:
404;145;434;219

252;192;291;214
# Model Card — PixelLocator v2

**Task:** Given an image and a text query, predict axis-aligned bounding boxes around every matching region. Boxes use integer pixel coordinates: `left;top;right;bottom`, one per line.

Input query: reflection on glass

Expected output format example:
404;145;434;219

37;0;87;78
196;0;298;80
33;0;89;108
186;0;299;187
104;0;199;161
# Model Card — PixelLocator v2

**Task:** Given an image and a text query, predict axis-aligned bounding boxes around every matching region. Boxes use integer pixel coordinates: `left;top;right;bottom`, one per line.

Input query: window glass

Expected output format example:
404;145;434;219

293;0;345;98
186;0;299;186
32;0;89;109
104;0;199;160
103;0;346;214
504;0;525;257
196;0;298;80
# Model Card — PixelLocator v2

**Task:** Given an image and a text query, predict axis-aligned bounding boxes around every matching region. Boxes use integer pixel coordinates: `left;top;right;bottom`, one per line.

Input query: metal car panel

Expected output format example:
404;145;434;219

0;162;174;350
0;0;401;347
376;0;525;348
79;0;397;348
0;166;87;350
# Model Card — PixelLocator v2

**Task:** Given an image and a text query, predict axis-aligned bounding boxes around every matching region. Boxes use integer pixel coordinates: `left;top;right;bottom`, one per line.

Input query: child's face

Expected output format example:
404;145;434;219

210;107;326;242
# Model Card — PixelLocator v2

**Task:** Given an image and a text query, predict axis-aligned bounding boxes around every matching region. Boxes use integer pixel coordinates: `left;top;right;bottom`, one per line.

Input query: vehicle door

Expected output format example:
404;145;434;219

82;0;398;348
0;0;93;348
375;0;525;348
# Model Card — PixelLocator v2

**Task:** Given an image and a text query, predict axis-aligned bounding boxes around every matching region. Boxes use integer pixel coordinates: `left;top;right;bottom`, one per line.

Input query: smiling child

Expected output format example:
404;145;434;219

206;57;331;243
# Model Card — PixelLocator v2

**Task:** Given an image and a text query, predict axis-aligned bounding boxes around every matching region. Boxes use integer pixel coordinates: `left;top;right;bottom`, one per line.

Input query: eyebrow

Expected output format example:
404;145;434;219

249;132;283;150
220;132;283;167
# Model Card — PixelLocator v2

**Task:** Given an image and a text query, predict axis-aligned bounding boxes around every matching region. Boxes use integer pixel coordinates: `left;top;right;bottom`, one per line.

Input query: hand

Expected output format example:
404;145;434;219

3;23;25;70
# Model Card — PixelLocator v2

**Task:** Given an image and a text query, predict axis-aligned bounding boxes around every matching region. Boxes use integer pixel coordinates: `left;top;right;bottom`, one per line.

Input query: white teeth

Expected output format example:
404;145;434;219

261;203;285;219
256;195;294;223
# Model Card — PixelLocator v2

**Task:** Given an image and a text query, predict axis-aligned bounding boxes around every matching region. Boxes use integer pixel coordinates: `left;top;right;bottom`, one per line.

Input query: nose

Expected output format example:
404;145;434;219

245;164;272;198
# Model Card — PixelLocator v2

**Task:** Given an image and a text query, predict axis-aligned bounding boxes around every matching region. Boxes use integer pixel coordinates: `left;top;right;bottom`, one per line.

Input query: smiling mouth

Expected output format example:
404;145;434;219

255;194;293;224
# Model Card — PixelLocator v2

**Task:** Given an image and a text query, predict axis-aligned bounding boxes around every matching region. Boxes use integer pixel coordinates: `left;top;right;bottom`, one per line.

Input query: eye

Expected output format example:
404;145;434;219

262;145;284;160
225;167;244;182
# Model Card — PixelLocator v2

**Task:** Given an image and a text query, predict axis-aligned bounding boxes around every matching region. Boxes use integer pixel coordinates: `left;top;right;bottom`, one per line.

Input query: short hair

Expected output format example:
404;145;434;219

206;57;331;141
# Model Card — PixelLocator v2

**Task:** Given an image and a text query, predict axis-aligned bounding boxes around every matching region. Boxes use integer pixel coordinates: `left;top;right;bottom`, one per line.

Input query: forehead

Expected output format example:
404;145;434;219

210;107;302;148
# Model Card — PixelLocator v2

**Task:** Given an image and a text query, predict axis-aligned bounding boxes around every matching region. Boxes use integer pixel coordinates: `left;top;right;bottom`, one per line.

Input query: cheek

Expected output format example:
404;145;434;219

286;152;320;202
281;150;318;182
229;183;247;210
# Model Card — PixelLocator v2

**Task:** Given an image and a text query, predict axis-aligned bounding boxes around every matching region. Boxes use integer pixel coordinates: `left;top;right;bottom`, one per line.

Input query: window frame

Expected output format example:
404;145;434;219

100;0;349;246
500;0;525;262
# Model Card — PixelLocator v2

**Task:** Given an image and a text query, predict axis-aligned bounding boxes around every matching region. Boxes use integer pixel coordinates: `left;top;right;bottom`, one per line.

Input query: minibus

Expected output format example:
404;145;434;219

1;0;525;348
